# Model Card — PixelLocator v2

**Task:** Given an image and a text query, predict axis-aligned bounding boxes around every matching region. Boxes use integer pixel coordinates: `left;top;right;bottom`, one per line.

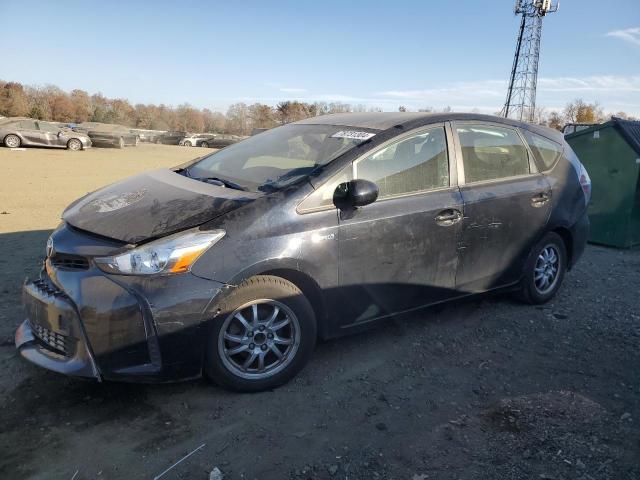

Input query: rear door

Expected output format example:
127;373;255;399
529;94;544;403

452;122;552;292
336;124;463;325
19;120;44;145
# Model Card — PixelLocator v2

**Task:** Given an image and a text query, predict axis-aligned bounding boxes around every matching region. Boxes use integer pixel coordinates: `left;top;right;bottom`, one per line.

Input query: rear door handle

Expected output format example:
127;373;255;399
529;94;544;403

435;209;463;226
531;191;550;207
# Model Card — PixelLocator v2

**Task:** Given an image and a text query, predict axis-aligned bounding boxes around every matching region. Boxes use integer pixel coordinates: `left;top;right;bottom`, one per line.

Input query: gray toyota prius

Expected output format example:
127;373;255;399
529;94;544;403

15;113;591;391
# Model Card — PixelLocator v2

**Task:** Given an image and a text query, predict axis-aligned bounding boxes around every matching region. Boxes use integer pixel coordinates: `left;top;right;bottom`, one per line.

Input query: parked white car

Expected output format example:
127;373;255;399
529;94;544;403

179;134;211;147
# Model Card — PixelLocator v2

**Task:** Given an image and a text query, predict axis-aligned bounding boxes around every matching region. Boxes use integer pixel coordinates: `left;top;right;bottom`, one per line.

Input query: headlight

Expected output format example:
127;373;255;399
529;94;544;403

94;229;225;275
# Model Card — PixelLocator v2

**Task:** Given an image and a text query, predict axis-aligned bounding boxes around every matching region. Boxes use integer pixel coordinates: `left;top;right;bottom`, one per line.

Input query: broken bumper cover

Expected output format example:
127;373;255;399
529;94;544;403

16;261;228;382
16;280;100;379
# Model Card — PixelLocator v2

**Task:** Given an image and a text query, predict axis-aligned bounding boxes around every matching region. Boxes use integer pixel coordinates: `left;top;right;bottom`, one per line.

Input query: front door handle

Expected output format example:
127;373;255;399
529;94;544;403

531;191;550;207
435;209;463;226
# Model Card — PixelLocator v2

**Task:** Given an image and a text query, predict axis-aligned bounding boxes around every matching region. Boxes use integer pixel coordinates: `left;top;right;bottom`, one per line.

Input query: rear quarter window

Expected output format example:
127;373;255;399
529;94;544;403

522;130;563;170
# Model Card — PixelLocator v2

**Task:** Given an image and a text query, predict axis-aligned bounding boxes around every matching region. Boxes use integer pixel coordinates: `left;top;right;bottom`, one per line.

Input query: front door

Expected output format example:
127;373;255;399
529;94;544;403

337;125;463;326
452;122;552;292
37;122;62;146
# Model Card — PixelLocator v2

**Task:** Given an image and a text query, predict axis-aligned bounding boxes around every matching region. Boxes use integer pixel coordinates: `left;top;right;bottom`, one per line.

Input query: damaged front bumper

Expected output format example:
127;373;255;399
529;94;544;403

15;224;229;382
16;278;100;379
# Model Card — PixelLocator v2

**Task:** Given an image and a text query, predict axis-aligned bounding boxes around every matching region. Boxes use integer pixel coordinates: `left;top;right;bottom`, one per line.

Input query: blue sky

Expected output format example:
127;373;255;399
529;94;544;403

3;0;639;114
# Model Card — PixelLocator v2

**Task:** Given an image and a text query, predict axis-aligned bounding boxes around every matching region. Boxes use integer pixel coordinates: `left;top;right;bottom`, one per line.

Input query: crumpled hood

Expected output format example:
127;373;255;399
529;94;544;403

63;169;259;243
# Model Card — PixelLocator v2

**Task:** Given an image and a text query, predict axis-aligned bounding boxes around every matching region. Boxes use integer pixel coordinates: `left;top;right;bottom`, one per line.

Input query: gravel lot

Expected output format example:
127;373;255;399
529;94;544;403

0;145;638;480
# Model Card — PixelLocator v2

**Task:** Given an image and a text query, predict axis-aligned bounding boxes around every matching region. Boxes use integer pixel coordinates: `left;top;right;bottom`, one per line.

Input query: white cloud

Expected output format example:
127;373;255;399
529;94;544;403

280;87;307;93
538;75;640;92
606;27;640;46
266;83;308;94
378;80;505;101
215;75;640;116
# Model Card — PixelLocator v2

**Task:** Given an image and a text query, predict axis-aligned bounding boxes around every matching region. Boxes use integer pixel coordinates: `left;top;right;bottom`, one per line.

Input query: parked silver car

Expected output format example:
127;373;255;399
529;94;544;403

179;133;211;147
1;118;91;150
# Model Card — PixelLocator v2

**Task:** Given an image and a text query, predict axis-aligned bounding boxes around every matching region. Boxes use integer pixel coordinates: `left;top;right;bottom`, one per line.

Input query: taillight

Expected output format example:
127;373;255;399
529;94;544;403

578;164;591;205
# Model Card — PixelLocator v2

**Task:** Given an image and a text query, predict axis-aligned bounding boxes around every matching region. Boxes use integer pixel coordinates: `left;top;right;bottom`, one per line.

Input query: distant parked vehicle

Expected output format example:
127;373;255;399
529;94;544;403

179;133;211;147
0;118;91;150
157;131;186;145
131;129;165;143
198;133;244;148
562;123;596;136
76;122;138;148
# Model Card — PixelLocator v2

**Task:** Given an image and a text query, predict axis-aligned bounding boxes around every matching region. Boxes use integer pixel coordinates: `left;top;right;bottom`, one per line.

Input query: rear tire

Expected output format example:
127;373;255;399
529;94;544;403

67;138;82;151
200;141;209;148
117;137;124;149
134;136;139;146
516;232;567;304
205;275;317;392
184;141;192;147
4;134;21;148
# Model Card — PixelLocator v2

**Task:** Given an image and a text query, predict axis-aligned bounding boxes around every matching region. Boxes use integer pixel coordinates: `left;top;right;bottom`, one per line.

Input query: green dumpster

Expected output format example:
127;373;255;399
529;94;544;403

565;117;640;248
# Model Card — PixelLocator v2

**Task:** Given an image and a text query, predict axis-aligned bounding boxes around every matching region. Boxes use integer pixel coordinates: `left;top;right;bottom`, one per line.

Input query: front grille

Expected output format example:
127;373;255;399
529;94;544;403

50;253;89;270
32;277;67;297
30;321;70;356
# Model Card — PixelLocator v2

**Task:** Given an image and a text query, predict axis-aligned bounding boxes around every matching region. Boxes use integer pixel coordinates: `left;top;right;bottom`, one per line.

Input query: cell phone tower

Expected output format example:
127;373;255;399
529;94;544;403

502;0;558;123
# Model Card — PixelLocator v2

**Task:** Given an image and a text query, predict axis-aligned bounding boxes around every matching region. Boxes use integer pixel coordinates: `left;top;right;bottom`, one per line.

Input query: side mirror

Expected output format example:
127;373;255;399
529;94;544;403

57;131;63;137
333;179;379;210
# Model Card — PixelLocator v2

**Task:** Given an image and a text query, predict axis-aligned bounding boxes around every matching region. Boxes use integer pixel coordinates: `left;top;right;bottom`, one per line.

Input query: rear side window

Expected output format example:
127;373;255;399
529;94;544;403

19;120;37;129
356;127;449;199
456;124;530;183
522;130;563;170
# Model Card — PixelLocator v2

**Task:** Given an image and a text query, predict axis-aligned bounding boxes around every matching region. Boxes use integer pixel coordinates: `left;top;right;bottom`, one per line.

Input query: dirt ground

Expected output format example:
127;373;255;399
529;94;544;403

0;144;639;480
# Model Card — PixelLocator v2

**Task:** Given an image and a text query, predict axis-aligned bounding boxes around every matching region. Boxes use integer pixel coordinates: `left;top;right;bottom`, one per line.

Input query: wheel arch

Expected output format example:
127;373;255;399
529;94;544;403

222;260;329;340
550;226;574;269
260;268;328;339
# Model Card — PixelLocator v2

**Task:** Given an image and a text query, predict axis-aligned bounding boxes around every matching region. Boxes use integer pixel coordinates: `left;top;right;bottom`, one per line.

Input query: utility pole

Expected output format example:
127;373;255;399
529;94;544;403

502;0;558;123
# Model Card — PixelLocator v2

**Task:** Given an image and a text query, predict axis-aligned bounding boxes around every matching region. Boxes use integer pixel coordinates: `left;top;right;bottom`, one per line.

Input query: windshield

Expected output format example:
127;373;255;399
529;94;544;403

186;124;374;192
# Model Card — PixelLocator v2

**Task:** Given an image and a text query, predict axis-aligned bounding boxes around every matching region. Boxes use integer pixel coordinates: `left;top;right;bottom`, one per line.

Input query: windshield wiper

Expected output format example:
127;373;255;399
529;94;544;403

195;176;248;191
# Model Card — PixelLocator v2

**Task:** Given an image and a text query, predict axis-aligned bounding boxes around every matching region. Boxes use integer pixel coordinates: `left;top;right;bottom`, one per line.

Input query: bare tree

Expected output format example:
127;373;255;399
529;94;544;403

248;103;276;129
563;98;602;124
0;82;29;117
548;111;563;131
227;103;250;134
70;89;91;123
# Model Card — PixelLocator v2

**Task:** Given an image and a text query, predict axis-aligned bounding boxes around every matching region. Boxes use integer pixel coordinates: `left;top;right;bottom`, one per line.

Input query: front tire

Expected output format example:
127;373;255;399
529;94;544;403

184;141;192;147
205;275;317;392
4;134;21;148
67;138;82;151
117;137;124;149
516;232;567;304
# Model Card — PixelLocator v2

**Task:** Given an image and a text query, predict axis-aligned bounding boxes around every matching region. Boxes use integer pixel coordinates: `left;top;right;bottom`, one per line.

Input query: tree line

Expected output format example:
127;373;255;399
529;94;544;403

0;79;634;136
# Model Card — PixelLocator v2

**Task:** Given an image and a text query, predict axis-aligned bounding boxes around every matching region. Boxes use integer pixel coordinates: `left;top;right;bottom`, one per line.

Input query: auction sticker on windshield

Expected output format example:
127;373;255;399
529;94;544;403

330;130;376;140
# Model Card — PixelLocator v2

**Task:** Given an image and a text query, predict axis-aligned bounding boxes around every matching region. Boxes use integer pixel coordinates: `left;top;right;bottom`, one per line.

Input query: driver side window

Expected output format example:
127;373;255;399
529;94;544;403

37;122;60;133
355;127;449;199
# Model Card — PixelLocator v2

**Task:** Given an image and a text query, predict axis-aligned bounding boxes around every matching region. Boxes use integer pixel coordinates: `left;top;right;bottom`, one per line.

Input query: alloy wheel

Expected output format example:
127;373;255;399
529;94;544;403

5;135;20;148
218;300;300;380
68;139;82;151
534;245;560;295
